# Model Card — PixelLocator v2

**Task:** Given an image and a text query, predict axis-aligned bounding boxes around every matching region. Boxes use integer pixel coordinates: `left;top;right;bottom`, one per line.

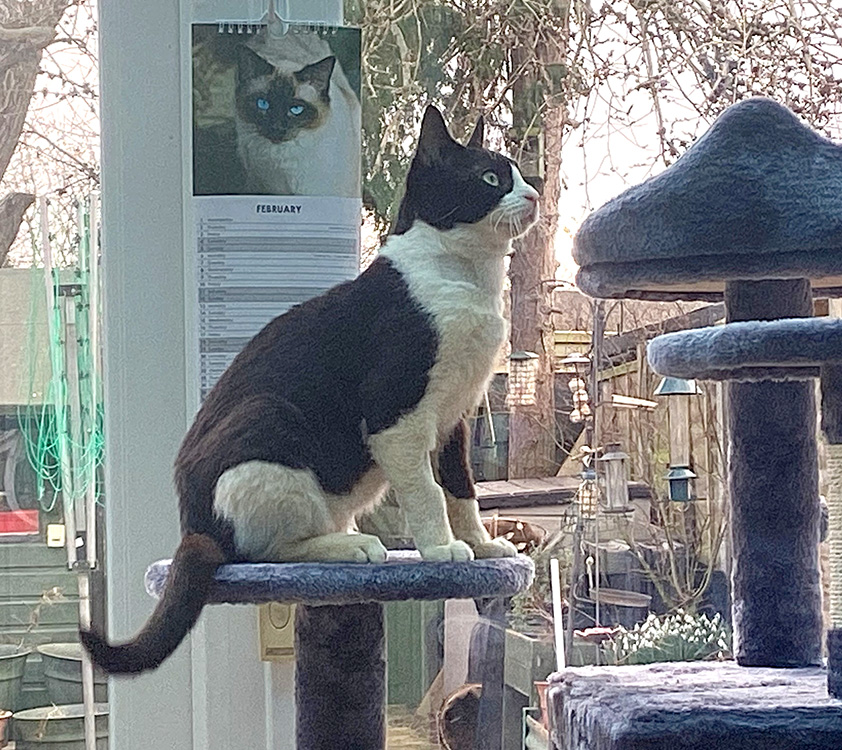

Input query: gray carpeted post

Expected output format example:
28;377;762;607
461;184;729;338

822;364;842;697
725;279;822;667
472;597;508;750
295;602;386;750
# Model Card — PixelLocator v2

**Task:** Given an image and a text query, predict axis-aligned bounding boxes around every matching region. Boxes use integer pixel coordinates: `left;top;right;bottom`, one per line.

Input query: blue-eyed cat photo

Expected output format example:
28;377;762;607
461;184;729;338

192;25;361;198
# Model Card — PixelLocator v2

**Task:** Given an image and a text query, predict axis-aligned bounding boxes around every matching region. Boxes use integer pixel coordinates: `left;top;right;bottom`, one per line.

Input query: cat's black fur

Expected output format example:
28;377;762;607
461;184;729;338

176;256;438;561
394;122;515;233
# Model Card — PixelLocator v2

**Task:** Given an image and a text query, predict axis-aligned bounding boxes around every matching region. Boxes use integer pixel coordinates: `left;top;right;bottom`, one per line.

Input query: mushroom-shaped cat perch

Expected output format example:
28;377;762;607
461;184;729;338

574;98;842;674
145;552;533;749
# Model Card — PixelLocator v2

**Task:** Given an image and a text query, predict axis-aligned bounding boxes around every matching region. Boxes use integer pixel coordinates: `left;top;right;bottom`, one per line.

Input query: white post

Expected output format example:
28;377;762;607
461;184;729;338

550;558;566;671
86;192;101;572
40;198;78;569
101;1;344;749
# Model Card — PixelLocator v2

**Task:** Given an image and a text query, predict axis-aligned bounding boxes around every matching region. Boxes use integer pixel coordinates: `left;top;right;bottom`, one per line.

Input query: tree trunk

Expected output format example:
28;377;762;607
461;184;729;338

508;103;564;479
0;191;33;265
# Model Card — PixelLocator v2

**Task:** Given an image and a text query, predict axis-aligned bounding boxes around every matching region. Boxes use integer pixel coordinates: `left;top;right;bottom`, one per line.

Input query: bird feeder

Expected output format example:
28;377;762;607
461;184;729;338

561;352;591;373
597;444;630;512
578;466;598;519
562;353;593;423
507;350;540;407
654;376;699;502
568;376;591;424
572;98;842;669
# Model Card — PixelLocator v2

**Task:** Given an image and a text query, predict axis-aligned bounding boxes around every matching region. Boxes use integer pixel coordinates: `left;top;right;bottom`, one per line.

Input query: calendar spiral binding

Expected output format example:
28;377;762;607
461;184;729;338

217;0;338;37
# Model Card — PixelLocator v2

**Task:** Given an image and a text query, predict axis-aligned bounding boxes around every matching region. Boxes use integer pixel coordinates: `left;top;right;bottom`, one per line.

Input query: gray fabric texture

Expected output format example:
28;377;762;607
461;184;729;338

295;603;386;750
647;317;842;381
144;550;534;606
573;97;842;300
549;662;842;750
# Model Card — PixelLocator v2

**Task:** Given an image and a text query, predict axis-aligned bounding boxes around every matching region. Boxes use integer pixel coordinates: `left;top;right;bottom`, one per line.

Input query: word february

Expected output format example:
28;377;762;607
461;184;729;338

255;204;303;215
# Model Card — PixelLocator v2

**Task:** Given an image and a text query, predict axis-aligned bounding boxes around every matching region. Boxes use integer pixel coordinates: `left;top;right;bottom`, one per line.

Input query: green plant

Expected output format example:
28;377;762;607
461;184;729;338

603;610;731;666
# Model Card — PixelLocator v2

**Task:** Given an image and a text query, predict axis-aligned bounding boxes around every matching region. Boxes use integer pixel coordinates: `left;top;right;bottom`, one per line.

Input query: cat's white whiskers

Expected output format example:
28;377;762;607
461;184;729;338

491;207;507;232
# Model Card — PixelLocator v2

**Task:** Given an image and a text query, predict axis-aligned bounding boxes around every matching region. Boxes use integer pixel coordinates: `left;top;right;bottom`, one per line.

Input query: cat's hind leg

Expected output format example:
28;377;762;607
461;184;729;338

280;531;387;563
214;461;387;563
437;420;517;559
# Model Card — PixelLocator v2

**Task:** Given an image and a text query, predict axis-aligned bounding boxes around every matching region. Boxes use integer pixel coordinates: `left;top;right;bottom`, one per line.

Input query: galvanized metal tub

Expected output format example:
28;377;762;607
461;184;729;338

36;645;106;704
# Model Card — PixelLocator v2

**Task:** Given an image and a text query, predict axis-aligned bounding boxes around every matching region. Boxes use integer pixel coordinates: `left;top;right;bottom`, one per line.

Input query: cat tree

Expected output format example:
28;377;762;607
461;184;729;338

549;98;842;749
146;551;533;749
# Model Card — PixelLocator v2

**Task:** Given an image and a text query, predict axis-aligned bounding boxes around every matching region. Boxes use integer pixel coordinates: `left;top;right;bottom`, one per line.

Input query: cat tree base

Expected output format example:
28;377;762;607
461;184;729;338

145;550;534;750
549;662;842;750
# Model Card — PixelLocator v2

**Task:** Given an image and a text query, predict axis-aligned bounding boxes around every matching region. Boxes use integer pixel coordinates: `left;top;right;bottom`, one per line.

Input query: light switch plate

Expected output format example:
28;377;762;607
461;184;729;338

258;603;295;661
46;524;66;548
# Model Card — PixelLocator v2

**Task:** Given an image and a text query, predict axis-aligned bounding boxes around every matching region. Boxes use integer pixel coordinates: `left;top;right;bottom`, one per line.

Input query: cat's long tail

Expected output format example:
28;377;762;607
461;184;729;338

79;533;225;674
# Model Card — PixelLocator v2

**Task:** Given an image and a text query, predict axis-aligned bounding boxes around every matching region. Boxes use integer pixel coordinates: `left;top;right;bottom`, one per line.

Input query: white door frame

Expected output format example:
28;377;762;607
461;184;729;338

100;2;343;748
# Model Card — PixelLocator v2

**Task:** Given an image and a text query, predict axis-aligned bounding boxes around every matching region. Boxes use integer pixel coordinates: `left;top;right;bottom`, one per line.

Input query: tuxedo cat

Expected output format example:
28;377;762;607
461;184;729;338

235;34;361;197
80;106;540;674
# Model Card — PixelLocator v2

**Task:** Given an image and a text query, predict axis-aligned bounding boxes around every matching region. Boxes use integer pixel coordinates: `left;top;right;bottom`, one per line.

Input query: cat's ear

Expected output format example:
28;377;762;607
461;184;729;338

237;45;274;81
295;56;336;97
467;116;485;149
416;106;456;163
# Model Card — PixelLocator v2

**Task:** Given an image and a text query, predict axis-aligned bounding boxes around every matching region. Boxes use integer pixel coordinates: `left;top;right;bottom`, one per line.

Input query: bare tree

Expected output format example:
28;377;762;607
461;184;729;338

0;0;70;263
1;0;98;267
562;0;842;228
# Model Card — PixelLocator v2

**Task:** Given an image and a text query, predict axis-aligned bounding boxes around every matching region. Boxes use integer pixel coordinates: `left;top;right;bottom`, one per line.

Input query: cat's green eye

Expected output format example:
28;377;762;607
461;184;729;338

481;171;500;187
289;104;305;116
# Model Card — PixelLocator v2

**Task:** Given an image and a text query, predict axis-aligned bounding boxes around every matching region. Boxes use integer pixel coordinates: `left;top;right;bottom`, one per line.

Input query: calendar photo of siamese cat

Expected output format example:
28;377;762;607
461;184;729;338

81;105;540;674
192;25;361;197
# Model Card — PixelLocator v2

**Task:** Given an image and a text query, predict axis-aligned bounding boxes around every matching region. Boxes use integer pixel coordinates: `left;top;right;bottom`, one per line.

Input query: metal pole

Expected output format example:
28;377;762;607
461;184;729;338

85;193;100;571
66;200;97;750
565;517;583;666
78;570;98;750
41;198;78;567
590;300;604;657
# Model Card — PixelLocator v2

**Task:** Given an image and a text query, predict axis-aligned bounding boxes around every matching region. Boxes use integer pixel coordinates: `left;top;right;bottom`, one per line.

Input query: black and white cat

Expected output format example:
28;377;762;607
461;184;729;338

235;33;361;197
80;106;540;674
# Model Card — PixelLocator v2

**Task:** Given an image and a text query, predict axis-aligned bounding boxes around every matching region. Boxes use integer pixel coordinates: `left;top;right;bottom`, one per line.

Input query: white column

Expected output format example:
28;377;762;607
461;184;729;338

101;1;343;749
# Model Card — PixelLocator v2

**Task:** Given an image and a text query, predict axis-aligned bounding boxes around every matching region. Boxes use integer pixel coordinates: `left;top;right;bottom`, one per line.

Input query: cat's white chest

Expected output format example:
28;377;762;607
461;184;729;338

382;227;509;437
429;285;506;405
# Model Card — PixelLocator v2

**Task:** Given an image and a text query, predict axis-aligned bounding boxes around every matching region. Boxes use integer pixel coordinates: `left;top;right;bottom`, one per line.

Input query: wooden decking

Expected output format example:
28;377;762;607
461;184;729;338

476;477;652;511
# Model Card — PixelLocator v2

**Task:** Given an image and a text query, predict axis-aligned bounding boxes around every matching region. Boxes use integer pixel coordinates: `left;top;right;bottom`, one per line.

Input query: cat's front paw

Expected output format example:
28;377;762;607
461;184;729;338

419;540;475;562
471;538;518;559
350;534;389;563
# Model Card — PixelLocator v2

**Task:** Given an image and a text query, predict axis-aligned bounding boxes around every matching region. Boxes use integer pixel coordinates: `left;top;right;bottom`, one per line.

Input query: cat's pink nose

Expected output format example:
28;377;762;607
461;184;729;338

524;189;539;204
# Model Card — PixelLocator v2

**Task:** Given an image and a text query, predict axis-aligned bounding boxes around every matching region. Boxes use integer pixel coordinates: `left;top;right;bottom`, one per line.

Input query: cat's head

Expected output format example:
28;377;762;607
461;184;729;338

394;106;539;242
235;46;335;143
